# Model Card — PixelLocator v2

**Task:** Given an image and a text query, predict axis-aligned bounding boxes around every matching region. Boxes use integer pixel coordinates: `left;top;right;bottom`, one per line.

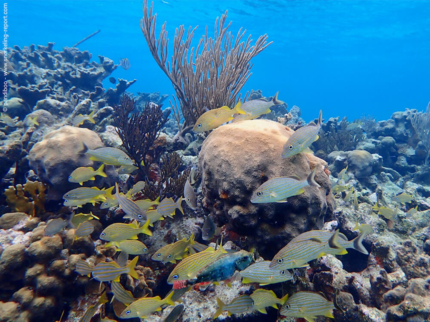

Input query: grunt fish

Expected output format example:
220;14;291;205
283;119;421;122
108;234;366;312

251;168;320;203
156;197;183;218
202;216;216;241
115;251;129;267
406;206;418;215
193;102;246;132
152;234;195;264
72;111;95;127
280;291;334;321
100;220;152;241
64;197;104;207
115;183;147;221
338;166;348;181
126;181;146;197
79;292;108;322
239;92;284;116
332;185;349;195
119;292;175;319
282;110;322;159
373;205;397;220
163;304;184;322
92;256;139;282
118;164;138;174
214;295;254;319
84;145;134;166
184;179;197;210
393;192;414;204
354;223;374;235
269;230;346;270
0;113;17;127
74;221;94;239
68;164;107;185
250;289;288;314
63;187;107;200
135;197;160;211
240;261;293;285
71;212;99;227
145;209;165;227
106;240;148;255
44;218;70;236
75;258;94;277
111;281;135;305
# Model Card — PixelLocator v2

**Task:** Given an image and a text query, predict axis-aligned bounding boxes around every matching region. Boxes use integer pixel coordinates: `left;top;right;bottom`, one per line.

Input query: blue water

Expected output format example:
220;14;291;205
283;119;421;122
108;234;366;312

8;0;430;121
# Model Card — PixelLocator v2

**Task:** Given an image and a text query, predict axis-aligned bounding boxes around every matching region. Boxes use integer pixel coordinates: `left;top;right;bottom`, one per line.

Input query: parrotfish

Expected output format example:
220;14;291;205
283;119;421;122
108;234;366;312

68;164;107;185
100;220;152;241
74;221;94;239
84;145;134;166
156;197;183;218
184;179;197;210
106;240;148;255
115;183;147;221
119;292;175;319
72;111;96;127
92;256;139;282
251;168;320;203
282;110;322;159
214;295;254;319
280;291;335;322
110;281;135;305
250;289;288;314
240;261;293;285
193;102;246;132
152;234;195;264
239;92;284;116
269;230;345;270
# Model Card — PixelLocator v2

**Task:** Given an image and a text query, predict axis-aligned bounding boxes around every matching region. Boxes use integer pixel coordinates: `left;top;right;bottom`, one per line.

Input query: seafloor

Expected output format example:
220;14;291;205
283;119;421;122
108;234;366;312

0;41;430;322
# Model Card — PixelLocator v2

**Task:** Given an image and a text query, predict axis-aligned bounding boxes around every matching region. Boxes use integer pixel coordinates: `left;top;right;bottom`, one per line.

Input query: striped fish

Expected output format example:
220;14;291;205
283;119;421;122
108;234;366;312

145;209;165;227
269;230;345;270
100;196;119;209
282;110;322;159
152;234;195;264
156;197;184;218
240;261;293;285
111;281;135;305
280;291;334;321
119;292;175;319
115;251;129;267
163;304;184;322
75;258;94;277
63;187;107;200
79;292;108;322
75;221;94;239
167;244;227;288
251;168;320;203
250;289;288;314
214;295;254;319
115;183;147;221
100;220;152;241
92;256;139;282
84;145;134;166
106;240;148;255
239;92;284;116
289;230;368;255
184;180;197;210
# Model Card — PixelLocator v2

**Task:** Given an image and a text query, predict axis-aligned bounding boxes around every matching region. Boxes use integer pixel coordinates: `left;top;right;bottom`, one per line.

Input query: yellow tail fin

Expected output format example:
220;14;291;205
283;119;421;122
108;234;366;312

127;256;139;279
213;298;225;319
140;219;152;236
88;110;96;123
176;197;184;214
163;289;175;306
96;164;107;177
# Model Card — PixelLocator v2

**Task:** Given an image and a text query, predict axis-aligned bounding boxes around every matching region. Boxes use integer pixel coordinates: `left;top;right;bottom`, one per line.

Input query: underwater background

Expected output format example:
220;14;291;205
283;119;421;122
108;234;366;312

1;0;430;322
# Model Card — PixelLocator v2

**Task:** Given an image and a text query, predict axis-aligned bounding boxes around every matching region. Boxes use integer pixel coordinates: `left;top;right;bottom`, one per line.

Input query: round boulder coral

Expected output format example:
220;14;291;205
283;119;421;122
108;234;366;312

28;125;104;200
198;119;334;257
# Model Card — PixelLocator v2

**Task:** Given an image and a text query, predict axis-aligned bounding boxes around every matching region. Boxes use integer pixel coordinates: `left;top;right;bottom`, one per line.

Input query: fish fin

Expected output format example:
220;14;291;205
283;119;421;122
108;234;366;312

228;312;232;316
88;110;96;123
140;219;152;236
232;101;246;114
90;177;96;181
214;281;219;286
214;298;225;319
275;200;288;203
263;108;271;114
298;188;305;194
317;110;323;127
315;134;319;140
79;182;83;186
305;317;316;322
351;233;368;255
326;311;334;318
127;256;139;279
328;230;343;250
280;293;289;304
130;235;138;240
220;105;231;111
227;282;231;287
155;307;161;311
89;156;97;161
113;275;121;282
176;197;184;214
317;252;325;259
304;147;314;154
242;277;252;284
307;167;320;187
273;91;284;105
309;237;323;243
96;164;107;177
257;308;267;314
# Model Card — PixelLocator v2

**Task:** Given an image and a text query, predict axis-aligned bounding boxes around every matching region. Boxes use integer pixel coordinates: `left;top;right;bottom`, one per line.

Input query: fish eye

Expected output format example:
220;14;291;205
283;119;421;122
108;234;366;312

277;258;283;264
256;192;263;197
157;253;161;257
143;248;147;251
280;270;285;275
197;124;202;128
289;145;293;150
101;232;105;236
173;274;179;279
167;255;171;258
125;310;131;315
284;304;290;310
138;215;143;218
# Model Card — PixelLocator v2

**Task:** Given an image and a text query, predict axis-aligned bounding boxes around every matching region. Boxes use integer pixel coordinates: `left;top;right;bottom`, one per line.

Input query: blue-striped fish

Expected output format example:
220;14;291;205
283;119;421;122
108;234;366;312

119;292;175;319
280;291;335;321
251;168;320;203
152;234;195;264
193;102;246;132
111;281;135;305
282;110;322;159
163;304;184;322
250;289;288;314
167;244;227;288
115;251;129;267
84;145;134;166
292;230;368;255
214;295;254;319
240;261;293;285
100;220;152;241
184;180;197;210
92;256;139;282
156;197;183;218
106;240;148;255
75;258;94;277
63;187;107;200
126;181;146;197
239;92;284;116
79;292;108;322
269;230;345;270
115;183;147;221
74;221;94;239
68;164;107;185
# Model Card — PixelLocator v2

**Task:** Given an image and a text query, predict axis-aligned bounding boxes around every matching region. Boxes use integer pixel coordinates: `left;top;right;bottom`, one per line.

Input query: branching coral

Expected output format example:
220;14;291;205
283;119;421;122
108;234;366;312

4;181;46;216
140;0;272;126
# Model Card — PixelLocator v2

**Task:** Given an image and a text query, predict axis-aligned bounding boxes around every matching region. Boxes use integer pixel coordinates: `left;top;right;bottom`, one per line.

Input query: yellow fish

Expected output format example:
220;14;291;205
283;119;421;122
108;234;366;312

71;212;99;227
100;220;152;241
92;256;139;282
152;234;195;264
135;197;160;211
68;164;107;185
193;102;245;132
28;115;39;127
72;111;95;127
119;292;175;319
250;289;288;314
106;240;148;255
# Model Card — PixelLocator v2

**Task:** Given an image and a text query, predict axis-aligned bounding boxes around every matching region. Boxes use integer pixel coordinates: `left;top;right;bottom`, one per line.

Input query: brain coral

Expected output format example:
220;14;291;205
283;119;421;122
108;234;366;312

199;119;335;257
